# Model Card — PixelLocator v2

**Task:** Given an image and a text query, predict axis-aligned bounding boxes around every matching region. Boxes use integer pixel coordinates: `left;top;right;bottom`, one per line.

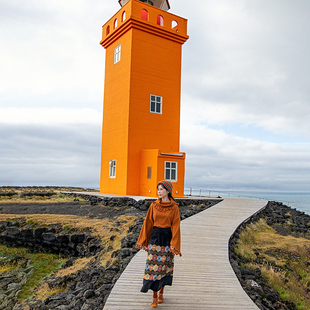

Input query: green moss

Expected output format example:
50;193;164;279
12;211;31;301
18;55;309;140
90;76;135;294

279;289;288;299
0;244;66;301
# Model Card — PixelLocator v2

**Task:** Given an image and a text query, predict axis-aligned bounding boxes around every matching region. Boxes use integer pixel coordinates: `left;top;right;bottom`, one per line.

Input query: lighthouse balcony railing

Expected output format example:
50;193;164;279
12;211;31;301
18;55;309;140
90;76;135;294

102;0;188;42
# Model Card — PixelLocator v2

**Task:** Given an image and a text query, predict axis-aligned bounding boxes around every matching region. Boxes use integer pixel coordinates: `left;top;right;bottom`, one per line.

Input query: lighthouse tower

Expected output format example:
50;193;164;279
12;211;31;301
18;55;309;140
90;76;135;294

99;0;188;198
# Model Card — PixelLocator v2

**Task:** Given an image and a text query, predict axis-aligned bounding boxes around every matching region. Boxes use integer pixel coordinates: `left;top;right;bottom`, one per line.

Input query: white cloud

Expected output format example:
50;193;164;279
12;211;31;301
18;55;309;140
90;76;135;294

0;108;102;125
181;123;310;191
181;94;310;138
179;0;310;138
0;0;110;102
0;121;101;187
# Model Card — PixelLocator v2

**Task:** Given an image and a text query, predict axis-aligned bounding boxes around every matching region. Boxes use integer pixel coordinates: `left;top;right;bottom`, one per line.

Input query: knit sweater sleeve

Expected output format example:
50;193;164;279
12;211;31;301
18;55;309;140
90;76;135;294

135;203;154;251
170;205;182;256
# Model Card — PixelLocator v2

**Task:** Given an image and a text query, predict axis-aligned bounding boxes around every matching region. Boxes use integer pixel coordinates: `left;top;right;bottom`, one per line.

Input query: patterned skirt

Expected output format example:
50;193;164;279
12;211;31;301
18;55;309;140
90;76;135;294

141;226;174;293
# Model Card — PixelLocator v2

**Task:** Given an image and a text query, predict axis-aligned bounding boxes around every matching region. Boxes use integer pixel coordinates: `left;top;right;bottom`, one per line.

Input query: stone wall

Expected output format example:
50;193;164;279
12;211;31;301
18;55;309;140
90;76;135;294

64;192;221;211
0;219;102;258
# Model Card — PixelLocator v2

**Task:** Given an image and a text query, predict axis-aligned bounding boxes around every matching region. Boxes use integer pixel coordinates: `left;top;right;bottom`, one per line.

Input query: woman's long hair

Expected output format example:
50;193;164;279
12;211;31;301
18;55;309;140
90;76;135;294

168;192;176;201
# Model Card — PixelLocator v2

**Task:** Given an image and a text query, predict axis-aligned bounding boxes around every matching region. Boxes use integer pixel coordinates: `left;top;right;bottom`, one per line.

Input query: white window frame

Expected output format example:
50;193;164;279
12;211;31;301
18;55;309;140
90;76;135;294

114;44;121;64
150;94;162;114
165;161;177;181
109;160;116;178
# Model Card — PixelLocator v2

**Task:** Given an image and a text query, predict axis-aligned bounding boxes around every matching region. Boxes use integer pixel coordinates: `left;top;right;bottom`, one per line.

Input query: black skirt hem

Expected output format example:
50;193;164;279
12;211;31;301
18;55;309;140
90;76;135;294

140;275;173;293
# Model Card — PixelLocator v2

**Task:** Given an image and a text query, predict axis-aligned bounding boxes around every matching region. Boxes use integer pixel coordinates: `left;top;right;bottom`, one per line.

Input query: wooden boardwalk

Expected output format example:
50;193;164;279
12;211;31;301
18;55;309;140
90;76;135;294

103;197;268;310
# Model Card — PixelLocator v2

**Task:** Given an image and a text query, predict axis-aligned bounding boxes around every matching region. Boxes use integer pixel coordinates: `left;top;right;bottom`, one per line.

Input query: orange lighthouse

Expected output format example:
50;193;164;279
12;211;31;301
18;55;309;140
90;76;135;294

99;0;188;198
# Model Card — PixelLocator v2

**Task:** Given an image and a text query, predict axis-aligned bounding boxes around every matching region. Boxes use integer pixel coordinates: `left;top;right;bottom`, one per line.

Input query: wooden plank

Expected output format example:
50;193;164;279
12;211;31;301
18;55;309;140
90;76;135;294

103;197;267;310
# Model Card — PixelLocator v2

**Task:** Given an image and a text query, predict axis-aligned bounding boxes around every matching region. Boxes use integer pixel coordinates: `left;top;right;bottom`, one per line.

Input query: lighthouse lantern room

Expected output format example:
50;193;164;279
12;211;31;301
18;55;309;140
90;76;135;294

119;0;170;11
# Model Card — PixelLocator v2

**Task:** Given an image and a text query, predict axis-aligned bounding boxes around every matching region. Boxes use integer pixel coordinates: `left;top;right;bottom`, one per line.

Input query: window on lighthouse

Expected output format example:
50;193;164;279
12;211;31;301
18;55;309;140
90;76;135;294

165;161;177;181
157;15;164;26
141;9;148;21
114;44;121;64
150;95;162;114
109;160;116;178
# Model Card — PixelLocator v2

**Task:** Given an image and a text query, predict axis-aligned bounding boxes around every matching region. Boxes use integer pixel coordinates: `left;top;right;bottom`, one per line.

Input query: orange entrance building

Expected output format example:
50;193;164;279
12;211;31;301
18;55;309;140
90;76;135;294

99;0;188;197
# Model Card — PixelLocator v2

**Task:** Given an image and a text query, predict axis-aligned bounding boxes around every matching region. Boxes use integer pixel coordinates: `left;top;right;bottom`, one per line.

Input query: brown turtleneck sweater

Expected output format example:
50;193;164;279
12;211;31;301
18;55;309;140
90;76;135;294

136;198;181;255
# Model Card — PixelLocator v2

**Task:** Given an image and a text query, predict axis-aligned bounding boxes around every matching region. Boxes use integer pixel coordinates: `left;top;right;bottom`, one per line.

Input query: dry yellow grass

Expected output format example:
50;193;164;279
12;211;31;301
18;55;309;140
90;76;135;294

0;186;98;204
35;282;68;301
0;194;87;204
34;257;94;300
0;262;17;273
55;257;92;278
237;218;310;261
0;214;136;244
0;196;81;204
236;218;310;310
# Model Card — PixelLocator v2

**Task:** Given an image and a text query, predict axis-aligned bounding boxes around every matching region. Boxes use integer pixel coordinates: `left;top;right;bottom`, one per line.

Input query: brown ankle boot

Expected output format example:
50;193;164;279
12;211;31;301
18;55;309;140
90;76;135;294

158;287;164;303
151;291;158;308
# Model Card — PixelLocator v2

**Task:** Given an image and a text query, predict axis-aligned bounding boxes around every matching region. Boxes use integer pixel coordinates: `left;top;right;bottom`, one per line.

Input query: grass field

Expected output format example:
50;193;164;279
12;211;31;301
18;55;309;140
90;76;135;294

235;218;310;310
0;186;98;204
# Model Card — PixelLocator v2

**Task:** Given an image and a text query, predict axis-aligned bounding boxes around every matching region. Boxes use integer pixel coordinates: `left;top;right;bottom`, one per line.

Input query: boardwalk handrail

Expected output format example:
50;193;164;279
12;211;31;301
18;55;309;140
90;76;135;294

184;187;291;206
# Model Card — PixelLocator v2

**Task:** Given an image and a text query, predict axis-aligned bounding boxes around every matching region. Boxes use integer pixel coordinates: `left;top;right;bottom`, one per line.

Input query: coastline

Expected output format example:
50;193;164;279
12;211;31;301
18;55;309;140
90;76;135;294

229;200;310;310
185;189;310;215
229;191;310;215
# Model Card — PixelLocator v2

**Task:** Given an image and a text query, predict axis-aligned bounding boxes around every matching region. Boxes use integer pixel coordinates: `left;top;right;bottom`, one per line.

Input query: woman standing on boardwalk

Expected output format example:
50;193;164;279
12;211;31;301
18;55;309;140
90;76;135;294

136;180;182;308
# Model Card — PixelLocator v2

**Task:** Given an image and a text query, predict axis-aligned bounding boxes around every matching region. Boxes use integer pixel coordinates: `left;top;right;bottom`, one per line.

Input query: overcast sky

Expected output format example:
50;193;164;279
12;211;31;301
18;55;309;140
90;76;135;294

1;0;310;192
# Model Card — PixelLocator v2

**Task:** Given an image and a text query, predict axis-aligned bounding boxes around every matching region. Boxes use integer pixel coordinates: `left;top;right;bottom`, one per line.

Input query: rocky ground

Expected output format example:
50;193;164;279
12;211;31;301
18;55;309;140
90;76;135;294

0;201;145;219
0;191;218;220
0;190;221;310
229;201;310;310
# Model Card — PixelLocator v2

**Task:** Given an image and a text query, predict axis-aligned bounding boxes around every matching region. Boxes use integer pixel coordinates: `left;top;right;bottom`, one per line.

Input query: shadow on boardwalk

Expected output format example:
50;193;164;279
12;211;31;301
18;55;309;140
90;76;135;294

103;197;267;310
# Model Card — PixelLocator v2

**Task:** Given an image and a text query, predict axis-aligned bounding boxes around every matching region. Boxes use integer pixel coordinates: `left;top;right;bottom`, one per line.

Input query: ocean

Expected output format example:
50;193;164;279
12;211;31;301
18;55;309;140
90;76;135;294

229;191;310;215
184;189;310;215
